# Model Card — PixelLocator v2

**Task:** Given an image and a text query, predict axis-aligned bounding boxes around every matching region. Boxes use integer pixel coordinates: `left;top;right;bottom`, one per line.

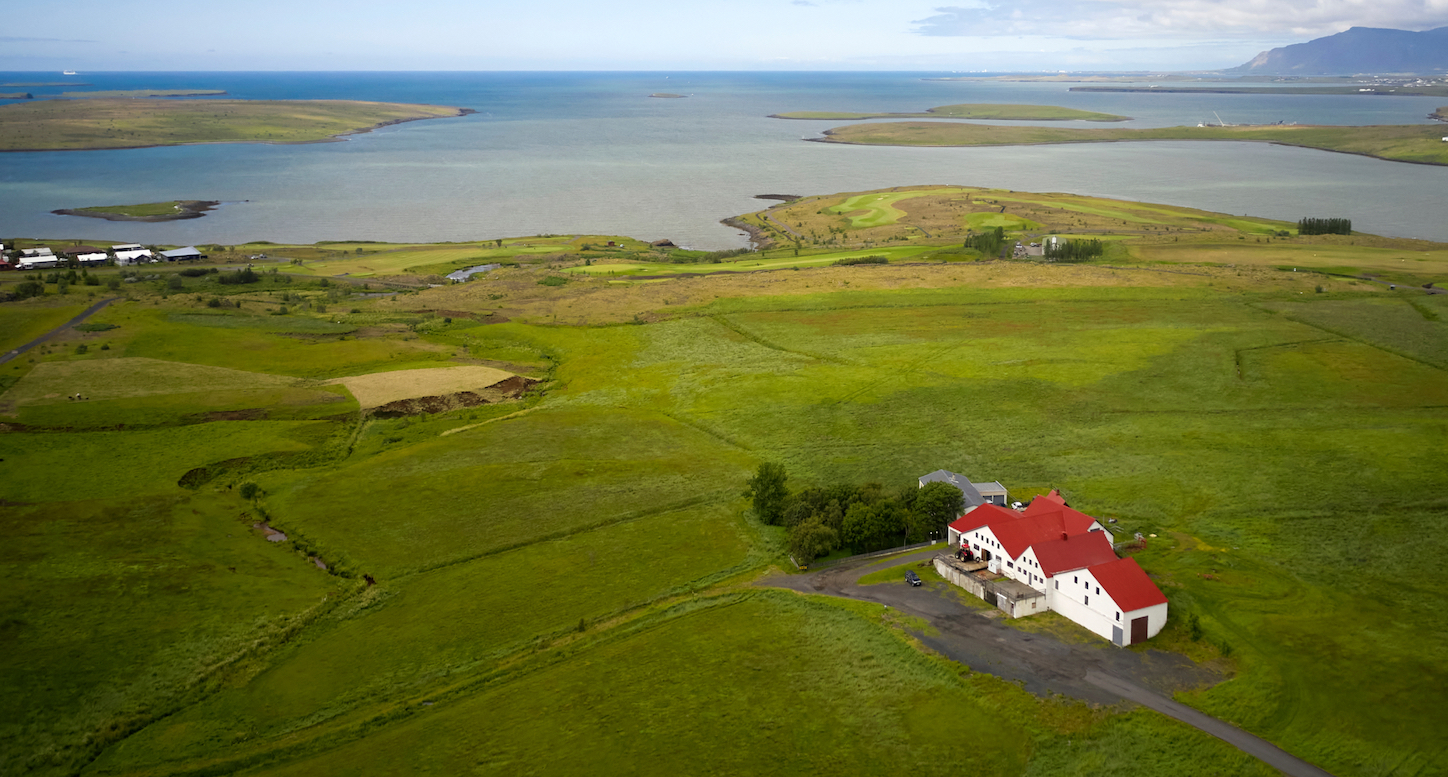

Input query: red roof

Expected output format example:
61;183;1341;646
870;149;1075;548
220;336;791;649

991;512;1096;558
1033;488;1067;507
1090;557;1167;612
1031;531;1118;577
947;503;1019;535
1021;504;1099;535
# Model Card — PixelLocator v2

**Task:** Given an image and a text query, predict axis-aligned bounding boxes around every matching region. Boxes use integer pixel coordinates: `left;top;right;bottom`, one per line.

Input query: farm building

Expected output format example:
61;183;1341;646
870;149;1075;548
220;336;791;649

918;469;1008;507
936;491;1167;646
61;246;109;266
112;244;154;265
17;247;58;270
159;246;204;262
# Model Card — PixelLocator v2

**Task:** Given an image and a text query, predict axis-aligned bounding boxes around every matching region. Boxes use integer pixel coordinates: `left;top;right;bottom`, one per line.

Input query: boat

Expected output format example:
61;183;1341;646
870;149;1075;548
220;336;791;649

63;70;77;75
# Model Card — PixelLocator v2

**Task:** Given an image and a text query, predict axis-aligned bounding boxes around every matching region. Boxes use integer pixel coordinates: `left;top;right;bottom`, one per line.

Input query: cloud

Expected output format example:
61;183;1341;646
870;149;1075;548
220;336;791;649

0;36;99;43
912;0;1448;39
792;0;818;6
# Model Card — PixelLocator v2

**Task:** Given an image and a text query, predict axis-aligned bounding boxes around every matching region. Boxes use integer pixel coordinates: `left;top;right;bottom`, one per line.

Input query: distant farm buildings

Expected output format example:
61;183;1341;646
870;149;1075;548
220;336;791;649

925;473;1168;647
918;469;1008;507
112;244;154;265
158;246;204;262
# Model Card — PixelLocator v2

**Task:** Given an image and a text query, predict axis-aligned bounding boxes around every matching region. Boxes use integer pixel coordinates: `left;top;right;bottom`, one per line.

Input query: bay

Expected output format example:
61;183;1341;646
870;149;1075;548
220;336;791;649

1;72;1444;248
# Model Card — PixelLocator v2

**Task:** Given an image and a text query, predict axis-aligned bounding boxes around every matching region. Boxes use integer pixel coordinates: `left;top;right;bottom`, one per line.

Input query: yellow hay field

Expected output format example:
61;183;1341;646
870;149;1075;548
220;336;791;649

329;365;515;409
2;357;298;405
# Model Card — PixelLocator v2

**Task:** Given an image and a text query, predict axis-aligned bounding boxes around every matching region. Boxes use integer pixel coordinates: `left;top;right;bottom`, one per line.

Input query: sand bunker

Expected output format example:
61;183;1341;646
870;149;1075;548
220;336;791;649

329;365;517;409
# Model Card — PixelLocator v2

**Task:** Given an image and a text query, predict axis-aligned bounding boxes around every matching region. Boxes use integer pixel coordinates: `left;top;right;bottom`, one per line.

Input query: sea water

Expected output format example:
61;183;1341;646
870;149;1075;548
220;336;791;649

1;72;1444;248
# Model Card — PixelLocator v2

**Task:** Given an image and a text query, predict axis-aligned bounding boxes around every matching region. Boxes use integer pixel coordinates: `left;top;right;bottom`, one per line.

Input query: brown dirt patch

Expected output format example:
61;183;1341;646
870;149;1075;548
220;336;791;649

368;377;538;418
330;365;516;409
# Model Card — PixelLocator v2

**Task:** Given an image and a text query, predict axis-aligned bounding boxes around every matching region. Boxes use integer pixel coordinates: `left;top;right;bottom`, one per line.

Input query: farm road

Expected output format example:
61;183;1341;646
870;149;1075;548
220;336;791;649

1;296;119;366
760;551;1334;777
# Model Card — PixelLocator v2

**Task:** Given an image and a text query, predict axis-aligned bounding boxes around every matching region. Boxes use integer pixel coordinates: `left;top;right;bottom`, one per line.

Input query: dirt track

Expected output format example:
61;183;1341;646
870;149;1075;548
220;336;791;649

760;551;1334;777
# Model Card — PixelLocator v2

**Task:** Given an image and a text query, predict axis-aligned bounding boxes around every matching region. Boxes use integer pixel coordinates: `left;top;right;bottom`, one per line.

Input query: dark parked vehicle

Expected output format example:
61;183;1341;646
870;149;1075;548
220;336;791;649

904;569;922;587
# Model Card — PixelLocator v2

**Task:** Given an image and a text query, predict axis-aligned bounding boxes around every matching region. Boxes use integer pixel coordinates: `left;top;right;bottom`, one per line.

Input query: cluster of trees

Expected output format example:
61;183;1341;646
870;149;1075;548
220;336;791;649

743;463;965;565
1044;238;1105;262
218;267;260;285
1298;217;1351;236
832;255;888;266
964;227;1006;258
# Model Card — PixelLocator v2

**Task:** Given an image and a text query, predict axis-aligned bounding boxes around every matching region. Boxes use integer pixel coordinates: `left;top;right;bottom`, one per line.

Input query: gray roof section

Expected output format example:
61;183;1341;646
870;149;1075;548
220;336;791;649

973;480;1008;495
159;246;201;258
918;469;986;507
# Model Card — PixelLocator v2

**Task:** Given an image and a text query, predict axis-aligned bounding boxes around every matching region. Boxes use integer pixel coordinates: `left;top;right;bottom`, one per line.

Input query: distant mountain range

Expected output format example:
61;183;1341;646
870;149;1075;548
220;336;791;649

1228;26;1448;75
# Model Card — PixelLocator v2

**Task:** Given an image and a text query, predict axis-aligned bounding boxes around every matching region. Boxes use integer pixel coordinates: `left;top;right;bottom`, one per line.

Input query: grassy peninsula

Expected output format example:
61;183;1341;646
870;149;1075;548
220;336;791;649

2;187;1446;777
815;121;1448;165
1433;106;1447;121
772;103;1128;121
0;98;471;151
59;89;228;98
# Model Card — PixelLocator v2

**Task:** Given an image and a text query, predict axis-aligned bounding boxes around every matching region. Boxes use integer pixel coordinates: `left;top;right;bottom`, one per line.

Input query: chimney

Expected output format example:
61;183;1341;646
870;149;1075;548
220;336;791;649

1061;531;1068;541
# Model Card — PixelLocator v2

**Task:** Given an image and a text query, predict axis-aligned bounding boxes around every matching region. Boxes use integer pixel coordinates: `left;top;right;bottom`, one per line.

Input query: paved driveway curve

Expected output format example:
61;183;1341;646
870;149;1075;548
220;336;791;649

760;551;1333;777
1;296;121;366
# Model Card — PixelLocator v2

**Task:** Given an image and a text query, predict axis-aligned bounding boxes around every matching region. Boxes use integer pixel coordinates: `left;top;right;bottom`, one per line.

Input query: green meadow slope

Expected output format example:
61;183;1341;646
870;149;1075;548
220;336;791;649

1;188;1445;777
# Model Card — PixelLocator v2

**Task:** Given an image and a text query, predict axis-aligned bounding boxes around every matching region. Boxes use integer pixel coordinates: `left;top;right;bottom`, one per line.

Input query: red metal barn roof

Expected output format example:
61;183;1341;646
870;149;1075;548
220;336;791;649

1090;557;1168;612
1031;531;1118;577
948;503;1020;535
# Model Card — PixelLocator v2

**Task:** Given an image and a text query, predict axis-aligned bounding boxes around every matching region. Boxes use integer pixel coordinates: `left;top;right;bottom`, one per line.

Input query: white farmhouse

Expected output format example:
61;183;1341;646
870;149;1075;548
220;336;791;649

112;244;154;265
938;489;1166;647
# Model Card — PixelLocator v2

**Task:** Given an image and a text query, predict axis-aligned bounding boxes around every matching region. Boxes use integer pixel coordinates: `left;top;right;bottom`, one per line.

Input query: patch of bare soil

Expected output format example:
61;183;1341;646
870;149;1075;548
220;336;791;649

367;377;538;418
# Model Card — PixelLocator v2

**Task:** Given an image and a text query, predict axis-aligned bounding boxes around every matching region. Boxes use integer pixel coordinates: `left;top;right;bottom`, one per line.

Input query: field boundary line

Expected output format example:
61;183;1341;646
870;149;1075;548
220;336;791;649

392;489;740;581
439;406;539;436
709;314;849;364
1249;301;1448;372
1232;337;1341;379
660;409;754;451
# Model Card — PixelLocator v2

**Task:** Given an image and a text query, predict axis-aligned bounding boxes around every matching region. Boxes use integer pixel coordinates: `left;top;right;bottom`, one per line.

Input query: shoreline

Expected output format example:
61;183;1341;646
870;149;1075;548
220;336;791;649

52;200;221;222
0;106;476;154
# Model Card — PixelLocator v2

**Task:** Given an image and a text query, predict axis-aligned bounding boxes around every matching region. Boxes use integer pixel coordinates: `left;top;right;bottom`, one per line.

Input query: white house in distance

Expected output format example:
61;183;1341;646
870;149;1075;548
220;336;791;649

918;469;1008;507
938;488;1168;647
113;244;154;265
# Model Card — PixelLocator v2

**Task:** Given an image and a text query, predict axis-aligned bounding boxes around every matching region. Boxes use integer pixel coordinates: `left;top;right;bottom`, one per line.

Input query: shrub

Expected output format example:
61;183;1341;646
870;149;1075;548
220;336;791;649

833;255;888;266
74;344;88;355
218;268;259;285
12;281;44;299
206;297;223;308
178;267;210;277
538;276;568;287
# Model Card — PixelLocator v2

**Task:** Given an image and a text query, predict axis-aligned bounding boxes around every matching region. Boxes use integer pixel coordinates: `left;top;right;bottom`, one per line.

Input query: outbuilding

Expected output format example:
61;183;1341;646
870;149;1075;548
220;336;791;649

112;244;154;265
159;246;204;262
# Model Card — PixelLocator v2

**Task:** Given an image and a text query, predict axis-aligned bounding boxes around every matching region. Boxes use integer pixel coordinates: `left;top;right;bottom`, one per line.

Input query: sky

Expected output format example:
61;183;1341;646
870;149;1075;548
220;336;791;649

4;0;1447;72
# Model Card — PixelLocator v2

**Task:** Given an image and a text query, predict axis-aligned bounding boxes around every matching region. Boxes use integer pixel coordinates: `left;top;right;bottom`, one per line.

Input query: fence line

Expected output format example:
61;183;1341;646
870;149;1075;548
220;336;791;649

807;540;939;570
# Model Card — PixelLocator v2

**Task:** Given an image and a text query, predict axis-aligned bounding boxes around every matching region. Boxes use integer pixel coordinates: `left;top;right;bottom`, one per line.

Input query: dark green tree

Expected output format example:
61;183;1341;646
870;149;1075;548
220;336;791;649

742;462;789;525
911;481;966;542
789;516;839;565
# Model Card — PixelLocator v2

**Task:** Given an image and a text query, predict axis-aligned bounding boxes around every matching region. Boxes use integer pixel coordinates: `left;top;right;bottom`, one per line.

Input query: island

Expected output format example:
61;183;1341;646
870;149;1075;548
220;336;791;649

771;103;1128;121
811;121;1448;166
650;93;688;98
0;98;473;152
1434;106;1447;122
52;200;220;222
0;93;33;100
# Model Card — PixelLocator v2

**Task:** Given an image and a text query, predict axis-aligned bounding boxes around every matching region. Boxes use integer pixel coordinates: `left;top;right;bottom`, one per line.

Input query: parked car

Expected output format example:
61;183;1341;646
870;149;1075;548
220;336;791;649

904;569;922;587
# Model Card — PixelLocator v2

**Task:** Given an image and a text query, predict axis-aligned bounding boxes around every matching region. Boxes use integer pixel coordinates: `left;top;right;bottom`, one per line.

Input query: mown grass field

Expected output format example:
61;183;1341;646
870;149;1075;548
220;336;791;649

0;187;1444;777
817;120;1448;166
0;99;466;151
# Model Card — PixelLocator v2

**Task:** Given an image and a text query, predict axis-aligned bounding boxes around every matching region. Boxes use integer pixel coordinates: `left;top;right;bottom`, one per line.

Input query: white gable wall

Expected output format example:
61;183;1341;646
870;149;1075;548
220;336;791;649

1015;546;1051;593
1046;565;1166;644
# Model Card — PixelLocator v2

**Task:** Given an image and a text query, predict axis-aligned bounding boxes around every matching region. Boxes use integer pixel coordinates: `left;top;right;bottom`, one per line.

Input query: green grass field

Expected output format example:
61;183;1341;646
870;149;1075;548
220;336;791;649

1;188;1445;777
